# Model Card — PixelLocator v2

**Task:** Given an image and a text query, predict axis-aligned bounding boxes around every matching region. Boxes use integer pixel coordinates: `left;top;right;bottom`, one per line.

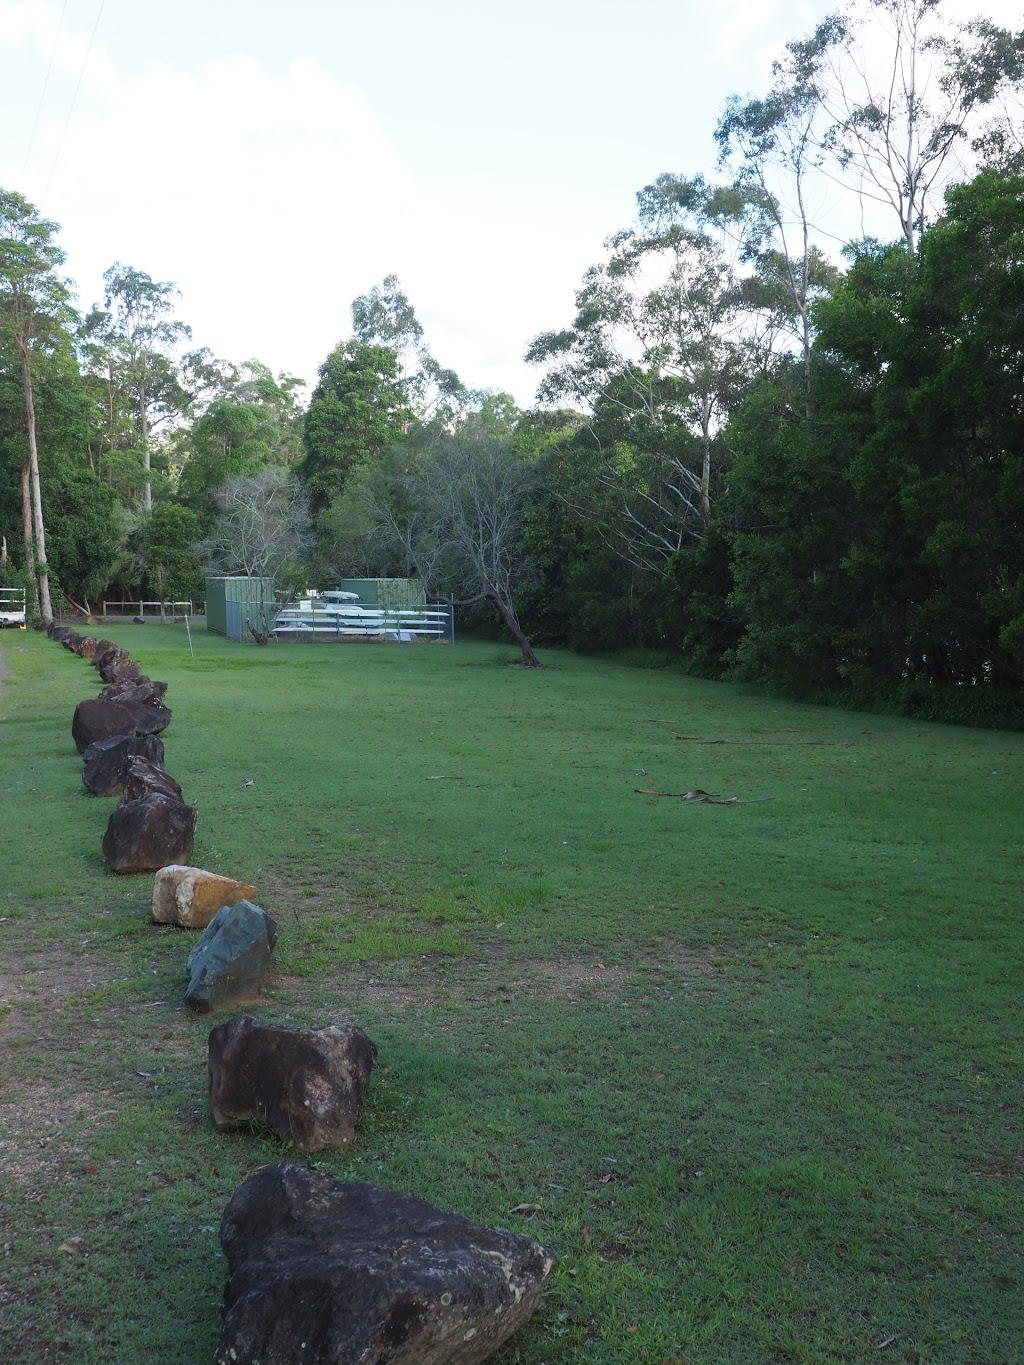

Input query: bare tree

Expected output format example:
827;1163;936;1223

417;430;539;665
716;87;841;391
199;467;311;642
527;176;758;567
783;0;1019;252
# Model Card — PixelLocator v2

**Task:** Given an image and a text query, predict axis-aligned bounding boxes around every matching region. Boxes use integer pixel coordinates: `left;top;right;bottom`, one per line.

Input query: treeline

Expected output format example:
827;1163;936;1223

1;0;1023;724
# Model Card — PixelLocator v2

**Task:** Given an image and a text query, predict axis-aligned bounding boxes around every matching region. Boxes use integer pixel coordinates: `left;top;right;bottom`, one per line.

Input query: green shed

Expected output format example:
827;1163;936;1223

205;576;272;641
338;578;425;610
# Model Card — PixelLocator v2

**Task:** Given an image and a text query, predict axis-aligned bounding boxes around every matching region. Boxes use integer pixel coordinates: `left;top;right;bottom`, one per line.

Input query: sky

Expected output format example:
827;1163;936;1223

0;0;1019;406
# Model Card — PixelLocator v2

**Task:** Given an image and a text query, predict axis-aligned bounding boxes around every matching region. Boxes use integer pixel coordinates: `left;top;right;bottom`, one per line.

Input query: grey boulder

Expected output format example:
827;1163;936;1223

185;901;278;1012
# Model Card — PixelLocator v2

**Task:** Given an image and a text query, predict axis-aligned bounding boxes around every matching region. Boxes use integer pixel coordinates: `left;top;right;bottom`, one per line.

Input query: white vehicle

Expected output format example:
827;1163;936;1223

0;587;26;628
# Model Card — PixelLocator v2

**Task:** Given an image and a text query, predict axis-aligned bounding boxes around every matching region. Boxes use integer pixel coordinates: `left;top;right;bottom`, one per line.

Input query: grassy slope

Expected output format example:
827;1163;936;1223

0;625;1021;1363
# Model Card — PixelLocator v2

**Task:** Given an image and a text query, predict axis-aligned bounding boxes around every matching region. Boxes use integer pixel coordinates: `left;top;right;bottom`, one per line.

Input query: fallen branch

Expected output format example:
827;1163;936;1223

635;789;775;805
671;734;833;746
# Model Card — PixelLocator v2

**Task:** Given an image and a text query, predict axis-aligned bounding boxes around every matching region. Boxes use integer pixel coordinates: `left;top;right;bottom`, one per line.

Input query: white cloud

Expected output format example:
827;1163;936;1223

1;5;594;403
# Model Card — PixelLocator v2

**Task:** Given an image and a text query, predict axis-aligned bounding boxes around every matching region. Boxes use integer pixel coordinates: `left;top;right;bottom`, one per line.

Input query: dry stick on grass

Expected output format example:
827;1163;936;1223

635;789;775;805
670;734;834;746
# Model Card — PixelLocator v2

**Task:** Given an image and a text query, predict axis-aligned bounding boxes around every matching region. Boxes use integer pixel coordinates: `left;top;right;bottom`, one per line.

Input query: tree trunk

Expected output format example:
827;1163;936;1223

488;591;540;668
20;461;38;616
20;346;53;619
140;379;152;511
20;348;52;620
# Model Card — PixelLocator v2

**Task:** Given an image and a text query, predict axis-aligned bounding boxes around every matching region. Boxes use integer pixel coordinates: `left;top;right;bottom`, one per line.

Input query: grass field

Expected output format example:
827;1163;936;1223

1;624;1022;1364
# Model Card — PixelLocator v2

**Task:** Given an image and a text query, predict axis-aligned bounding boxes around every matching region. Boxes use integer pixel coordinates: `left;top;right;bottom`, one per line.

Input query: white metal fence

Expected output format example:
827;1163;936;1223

101;600;194;618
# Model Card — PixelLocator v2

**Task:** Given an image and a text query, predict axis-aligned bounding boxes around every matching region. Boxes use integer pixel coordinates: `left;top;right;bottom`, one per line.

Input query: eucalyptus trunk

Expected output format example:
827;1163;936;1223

18;345;52;620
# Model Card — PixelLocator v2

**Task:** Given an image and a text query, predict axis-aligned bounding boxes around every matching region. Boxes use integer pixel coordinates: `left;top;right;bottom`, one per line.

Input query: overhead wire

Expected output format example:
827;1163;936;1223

40;0;107;209
22;0;71;178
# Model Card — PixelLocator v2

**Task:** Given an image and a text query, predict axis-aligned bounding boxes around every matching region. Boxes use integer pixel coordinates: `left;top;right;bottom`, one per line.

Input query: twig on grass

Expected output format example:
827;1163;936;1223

671;734;834;746
635;789;775;804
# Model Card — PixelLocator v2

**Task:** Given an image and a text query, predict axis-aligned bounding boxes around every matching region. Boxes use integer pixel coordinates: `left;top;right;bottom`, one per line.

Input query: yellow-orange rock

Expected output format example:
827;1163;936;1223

151;865;258;929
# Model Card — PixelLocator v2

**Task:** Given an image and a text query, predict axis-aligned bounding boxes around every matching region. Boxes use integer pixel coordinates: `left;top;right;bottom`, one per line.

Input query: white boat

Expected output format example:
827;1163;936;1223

270;588;449;640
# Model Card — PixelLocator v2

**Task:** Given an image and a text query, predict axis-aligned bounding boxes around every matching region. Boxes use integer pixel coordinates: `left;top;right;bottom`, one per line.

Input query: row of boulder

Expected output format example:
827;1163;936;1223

47;622;198;873
41;622;556;1363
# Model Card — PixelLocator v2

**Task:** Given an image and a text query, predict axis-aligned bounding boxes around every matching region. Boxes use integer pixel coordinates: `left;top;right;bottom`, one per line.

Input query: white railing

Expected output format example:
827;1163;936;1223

0;586;26;626
101;600;194;617
270;601;452;641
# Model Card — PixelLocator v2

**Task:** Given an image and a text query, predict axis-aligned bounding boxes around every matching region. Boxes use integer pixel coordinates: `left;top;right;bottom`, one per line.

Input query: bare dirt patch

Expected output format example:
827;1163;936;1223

272;940;723;1015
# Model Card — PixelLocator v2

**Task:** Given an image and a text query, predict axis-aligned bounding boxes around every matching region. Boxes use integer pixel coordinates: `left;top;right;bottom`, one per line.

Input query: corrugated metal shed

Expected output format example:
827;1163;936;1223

205;577;272;641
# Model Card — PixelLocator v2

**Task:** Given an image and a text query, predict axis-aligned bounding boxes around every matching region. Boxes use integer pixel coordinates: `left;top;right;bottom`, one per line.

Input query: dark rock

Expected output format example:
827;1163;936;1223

91;640;121;669
132;701;172;737
72;698;143;752
71;697;172;752
98;655;143;684
133;615;146;624
82;733;166;796
121;756;182;802
208;1016;377;1150
60;632;82;651
216;1163;556;1365
50;626;77;646
102;793;198;874
76;636;99;659
185;902;278;1012
98;677;168;706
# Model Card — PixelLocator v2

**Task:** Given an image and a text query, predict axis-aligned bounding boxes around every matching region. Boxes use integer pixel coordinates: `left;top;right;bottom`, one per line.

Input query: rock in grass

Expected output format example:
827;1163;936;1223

121;756;183;802
90;640;121;669
151;865;258;929
216;1163;556;1365
98;676;168;706
82;733;166;796
71;697;172;752
185;901;278;1012
98;655;143;685
208;1016;377;1150
102;793;198;874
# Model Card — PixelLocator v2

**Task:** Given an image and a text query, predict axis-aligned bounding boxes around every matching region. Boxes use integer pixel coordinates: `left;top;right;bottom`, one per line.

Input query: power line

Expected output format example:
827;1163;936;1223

22;0;71;178
40;0;107;209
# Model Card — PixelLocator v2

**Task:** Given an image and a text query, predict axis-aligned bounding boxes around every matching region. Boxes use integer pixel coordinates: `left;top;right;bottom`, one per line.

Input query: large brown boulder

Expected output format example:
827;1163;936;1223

151;865;258;929
75;635;99;659
91;640;121;669
102;793;197;874
216;1163;556;1365
121;756;183;802
71;697;172;752
98;676;168;706
208;1016;377;1150
98;655;143;684
82;733;166;796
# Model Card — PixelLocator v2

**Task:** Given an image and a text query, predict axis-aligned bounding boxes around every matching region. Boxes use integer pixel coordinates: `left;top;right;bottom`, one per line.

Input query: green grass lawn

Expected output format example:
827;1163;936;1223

1;624;1022;1363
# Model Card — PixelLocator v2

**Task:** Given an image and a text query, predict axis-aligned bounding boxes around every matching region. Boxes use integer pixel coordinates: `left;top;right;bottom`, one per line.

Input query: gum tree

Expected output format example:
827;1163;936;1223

0;189;75;620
